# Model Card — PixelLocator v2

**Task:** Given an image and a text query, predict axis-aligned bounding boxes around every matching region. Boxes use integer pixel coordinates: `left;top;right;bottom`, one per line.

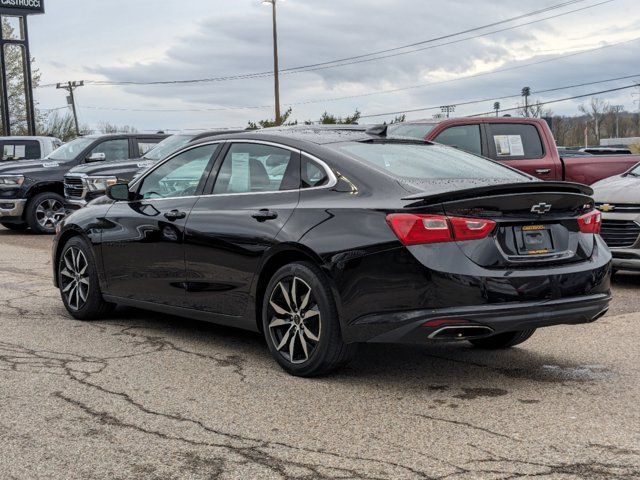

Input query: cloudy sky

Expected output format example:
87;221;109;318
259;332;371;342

28;0;640;132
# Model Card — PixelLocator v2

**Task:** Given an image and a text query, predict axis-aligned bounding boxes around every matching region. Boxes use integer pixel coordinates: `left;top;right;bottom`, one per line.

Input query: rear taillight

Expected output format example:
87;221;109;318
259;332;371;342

577;210;601;234
386;213;496;246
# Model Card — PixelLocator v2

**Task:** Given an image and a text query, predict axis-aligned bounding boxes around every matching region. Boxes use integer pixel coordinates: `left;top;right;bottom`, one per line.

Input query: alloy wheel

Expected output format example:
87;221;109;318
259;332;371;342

35;198;65;230
267;276;322;364
59;247;90;311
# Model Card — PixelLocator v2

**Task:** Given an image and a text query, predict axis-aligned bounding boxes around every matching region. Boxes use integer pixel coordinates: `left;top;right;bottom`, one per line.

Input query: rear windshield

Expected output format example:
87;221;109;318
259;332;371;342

387;123;435;140
337;142;527;181
143;135;194;161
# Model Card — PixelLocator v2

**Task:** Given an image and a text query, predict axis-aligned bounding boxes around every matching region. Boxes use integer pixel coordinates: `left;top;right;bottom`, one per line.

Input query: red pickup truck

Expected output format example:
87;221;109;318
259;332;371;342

388;117;640;184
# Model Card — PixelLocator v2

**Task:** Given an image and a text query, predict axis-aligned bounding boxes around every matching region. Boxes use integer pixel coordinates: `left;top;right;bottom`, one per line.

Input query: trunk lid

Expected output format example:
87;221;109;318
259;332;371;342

402;182;596;268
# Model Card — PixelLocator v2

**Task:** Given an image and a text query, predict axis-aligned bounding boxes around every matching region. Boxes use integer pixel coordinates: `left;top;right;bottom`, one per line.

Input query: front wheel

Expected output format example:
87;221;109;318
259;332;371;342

26;192;66;234
58;236;115;320
469;329;536;349
262;262;357;377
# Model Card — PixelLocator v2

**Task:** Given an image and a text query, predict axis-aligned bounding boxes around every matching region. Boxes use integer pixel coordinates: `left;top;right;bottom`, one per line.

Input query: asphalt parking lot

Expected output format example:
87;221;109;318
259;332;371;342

1;227;639;480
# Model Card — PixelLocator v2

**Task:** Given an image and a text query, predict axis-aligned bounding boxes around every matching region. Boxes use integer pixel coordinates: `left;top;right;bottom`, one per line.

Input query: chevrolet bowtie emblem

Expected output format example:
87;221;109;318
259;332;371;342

531;203;552;214
598;204;615;212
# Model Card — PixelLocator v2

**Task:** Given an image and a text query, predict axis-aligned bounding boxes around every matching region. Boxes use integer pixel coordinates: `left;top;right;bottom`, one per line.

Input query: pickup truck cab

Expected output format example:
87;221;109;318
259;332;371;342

64;130;243;210
388;117;640;184
0;133;167;233
0;136;63;162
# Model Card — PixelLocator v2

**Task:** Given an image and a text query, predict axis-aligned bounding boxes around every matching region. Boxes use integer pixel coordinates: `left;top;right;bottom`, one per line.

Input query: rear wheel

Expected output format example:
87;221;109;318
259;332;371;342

26;192;66;234
1;222;28;231
262;262;357;377
58;236;115;320
469;329;536;349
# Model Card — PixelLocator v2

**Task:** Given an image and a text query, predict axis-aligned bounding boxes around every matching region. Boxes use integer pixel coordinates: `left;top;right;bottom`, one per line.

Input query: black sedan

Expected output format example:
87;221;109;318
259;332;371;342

52;126;612;376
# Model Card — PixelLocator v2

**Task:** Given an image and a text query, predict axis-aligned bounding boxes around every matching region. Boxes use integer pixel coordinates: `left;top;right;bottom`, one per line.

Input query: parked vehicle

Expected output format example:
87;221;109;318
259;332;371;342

53;126;611;376
592;163;640;272
0;136;62;162
582;147;633;155
64;130;242;210
388;117;640;184
0;133;167;233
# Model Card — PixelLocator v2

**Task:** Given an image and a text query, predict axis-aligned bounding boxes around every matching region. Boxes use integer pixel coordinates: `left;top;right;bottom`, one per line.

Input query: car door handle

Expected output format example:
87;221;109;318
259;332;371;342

535;168;551;174
164;210;187;221
251;209;278;222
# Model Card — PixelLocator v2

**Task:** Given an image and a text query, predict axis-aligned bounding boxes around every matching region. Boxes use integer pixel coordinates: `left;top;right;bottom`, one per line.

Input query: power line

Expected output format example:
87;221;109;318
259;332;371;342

38;0;612;88
466;83;640;117
57;39;640;116
359;72;640;119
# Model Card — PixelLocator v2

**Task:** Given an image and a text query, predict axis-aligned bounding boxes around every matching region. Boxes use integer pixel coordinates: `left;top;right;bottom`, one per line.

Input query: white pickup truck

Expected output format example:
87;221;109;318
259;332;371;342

0;136;63;162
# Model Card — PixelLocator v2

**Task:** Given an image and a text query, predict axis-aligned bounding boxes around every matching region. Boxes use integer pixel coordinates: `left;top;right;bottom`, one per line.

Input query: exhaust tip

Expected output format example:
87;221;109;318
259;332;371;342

428;325;494;340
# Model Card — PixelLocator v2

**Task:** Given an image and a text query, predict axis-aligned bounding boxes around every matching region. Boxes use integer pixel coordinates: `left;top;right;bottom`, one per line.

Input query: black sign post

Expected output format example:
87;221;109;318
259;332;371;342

0;0;44;136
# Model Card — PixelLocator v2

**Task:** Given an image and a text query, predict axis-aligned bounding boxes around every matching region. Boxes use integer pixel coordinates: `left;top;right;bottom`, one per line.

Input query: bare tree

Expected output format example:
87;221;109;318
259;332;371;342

579;97;609;145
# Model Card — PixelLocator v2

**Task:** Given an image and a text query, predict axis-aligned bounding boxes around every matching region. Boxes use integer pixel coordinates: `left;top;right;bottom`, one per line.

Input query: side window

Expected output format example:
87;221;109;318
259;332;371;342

486;123;544;160
301;156;329;188
433;125;482;156
1;140;40;160
137;144;216;199
137;139;161;156
90;139;130;162
213;143;297;194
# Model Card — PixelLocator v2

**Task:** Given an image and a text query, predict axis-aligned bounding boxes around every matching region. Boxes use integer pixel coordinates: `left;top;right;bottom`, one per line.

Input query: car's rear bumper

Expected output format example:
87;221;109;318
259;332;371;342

0;199;26;222
346;293;611;343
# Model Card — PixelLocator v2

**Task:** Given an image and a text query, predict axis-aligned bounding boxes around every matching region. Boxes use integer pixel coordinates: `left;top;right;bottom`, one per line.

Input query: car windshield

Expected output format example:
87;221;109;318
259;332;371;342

337;142;527;180
628;163;640;176
47;137;94;161
387;123;436;140
143;135;194;161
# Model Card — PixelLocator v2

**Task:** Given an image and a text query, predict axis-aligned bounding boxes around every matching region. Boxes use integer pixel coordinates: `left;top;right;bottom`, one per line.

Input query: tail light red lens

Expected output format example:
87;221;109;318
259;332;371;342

386;213;496;246
577;210;602;234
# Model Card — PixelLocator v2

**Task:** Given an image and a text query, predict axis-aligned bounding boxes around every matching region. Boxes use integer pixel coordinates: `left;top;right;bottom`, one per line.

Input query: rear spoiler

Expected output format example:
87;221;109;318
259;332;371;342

401;181;593;204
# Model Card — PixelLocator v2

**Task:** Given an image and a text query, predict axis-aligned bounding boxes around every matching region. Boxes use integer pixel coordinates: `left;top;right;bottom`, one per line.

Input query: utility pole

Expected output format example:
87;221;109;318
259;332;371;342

440;105;456;118
611;105;623;138
493;102;500;117
521;87;531;117
56;81;84;136
263;0;281;125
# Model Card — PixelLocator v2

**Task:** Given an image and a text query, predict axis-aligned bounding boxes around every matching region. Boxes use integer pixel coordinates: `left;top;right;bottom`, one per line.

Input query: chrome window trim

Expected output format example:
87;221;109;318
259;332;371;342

118;139;339;202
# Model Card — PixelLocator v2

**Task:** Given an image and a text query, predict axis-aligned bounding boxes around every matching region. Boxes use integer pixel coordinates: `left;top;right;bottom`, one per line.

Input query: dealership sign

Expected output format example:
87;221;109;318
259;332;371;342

0;0;44;14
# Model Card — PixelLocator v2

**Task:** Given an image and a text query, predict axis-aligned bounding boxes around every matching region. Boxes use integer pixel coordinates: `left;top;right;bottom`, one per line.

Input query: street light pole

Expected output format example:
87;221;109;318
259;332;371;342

263;0;281;125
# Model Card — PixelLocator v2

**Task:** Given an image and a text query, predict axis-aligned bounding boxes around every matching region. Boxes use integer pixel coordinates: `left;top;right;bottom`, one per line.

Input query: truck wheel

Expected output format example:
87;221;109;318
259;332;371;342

26;192;66;234
1;222;28;231
469;329;536;349
262;262;357;377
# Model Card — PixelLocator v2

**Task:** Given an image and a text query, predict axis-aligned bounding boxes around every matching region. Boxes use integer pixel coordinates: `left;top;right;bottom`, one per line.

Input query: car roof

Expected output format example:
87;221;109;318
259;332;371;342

82;133;167;140
0;136;61;141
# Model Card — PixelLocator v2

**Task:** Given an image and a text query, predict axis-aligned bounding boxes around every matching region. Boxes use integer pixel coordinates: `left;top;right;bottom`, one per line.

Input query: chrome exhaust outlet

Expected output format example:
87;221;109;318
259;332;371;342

427;325;494;340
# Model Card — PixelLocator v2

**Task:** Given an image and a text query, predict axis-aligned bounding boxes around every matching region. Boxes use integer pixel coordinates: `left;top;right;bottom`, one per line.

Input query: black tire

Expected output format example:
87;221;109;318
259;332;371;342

469;329;536;349
25;191;66;234
1;222;28;231
57;236;115;320
262;262;357;377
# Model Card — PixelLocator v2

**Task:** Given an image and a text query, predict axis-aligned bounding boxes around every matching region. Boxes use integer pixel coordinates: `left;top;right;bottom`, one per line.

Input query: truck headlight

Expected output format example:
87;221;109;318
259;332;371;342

0;175;25;188
83;176;118;193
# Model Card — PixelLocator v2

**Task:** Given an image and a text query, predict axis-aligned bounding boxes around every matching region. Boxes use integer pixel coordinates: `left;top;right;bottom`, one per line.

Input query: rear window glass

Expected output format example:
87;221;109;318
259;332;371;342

1;140;40;160
387;124;435;140
337;143;526;180
486;123;543;159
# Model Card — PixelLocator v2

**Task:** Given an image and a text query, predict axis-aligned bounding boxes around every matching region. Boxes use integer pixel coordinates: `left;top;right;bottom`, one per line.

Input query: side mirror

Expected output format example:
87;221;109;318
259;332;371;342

86;152;106;163
106;183;131;201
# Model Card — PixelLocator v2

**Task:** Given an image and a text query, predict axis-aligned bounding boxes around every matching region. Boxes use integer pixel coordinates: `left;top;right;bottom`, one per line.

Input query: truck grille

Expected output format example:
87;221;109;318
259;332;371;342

64;176;85;199
600;220;640;248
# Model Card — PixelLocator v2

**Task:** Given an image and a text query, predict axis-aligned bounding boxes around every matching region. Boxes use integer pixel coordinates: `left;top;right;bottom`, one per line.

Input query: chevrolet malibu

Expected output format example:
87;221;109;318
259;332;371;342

52;127;612;376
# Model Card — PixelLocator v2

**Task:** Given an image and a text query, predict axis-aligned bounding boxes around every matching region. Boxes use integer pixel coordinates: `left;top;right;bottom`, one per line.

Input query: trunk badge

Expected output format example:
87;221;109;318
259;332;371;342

531;203;552;214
